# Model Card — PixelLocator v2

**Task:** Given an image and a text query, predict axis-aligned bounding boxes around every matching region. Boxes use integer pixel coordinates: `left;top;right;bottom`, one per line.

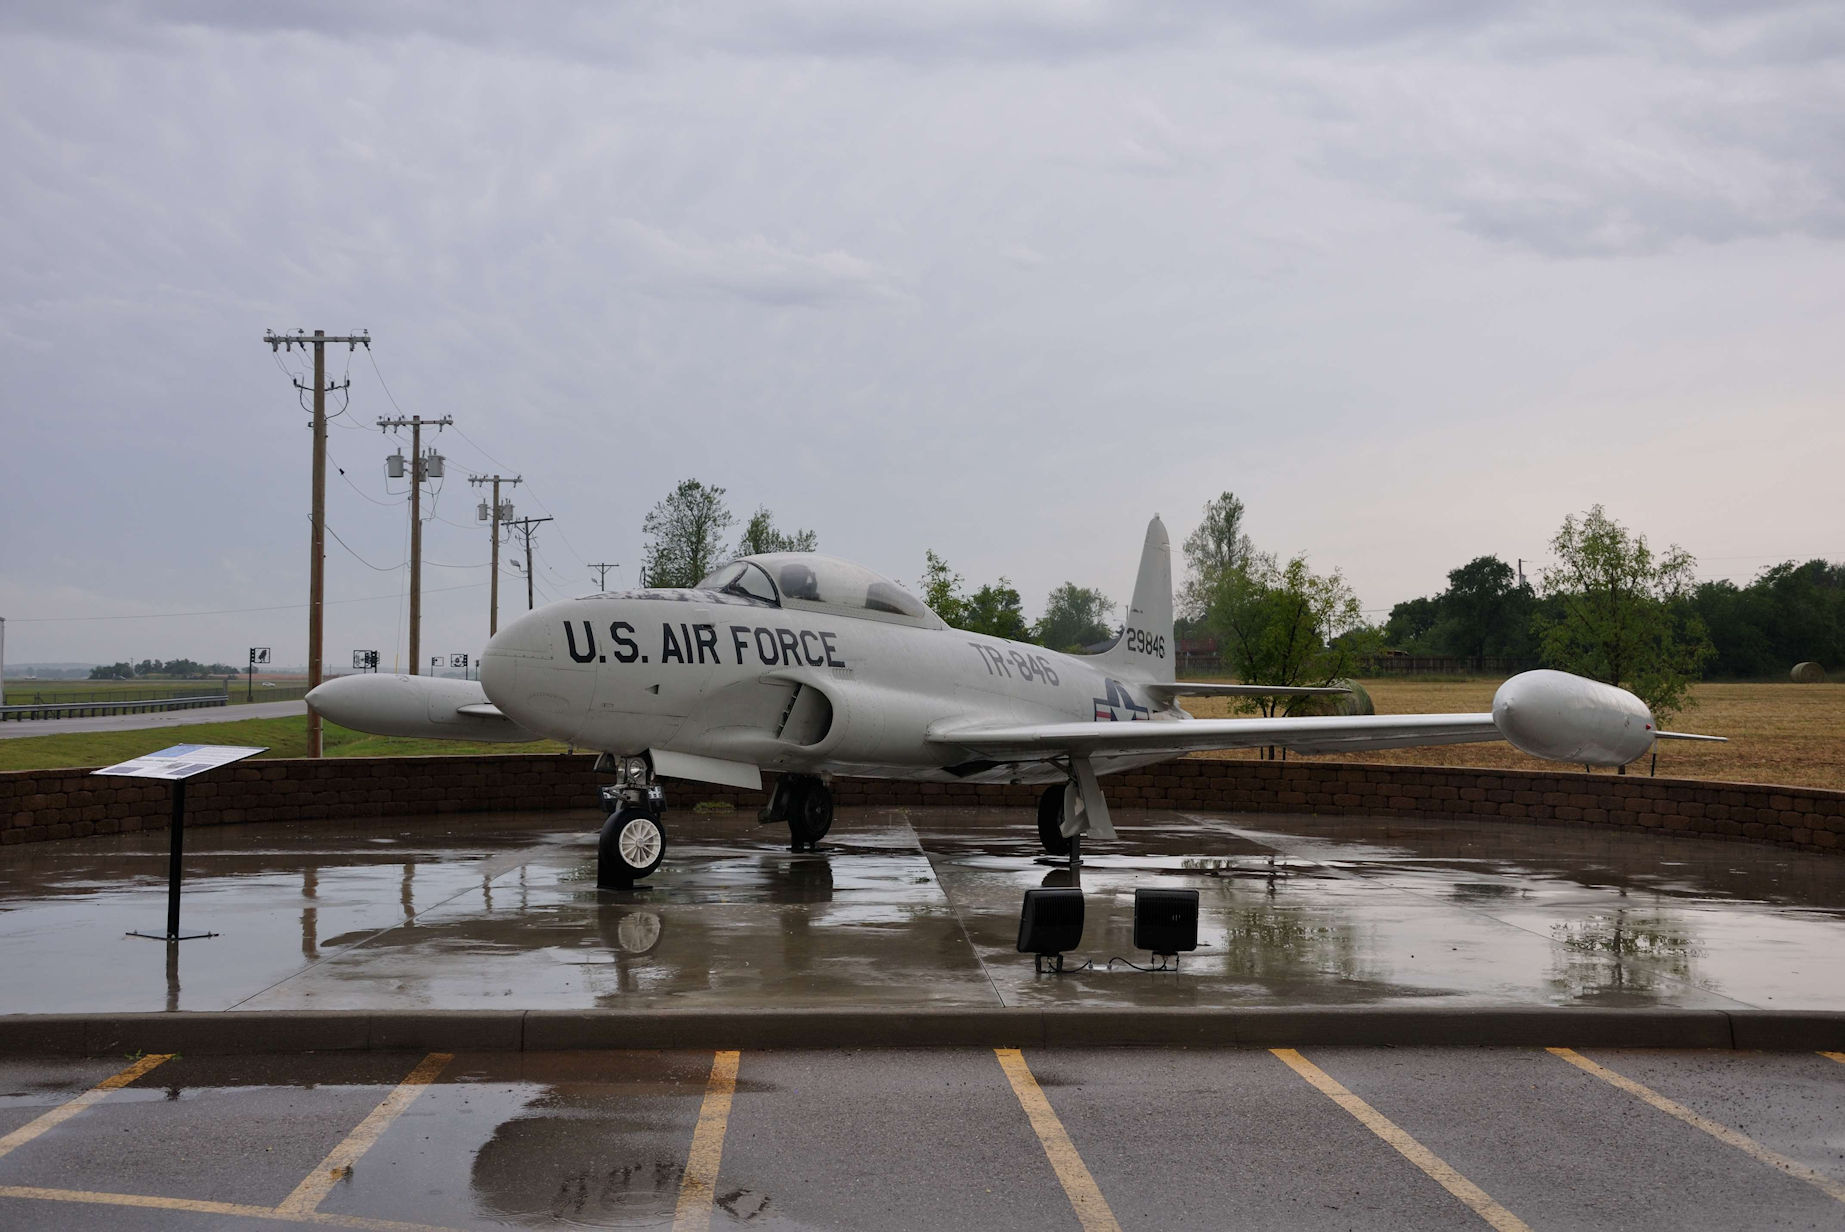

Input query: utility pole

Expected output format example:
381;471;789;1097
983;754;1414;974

507;517;555;611
589;562;619;590
265;328;370;758
0;615;7;708
377;415;453;674
468;474;522;635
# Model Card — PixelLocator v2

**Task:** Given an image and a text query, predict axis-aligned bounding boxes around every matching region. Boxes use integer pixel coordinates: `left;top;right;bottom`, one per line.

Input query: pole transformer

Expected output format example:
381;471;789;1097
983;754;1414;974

378;415;453;675
469;473;522;636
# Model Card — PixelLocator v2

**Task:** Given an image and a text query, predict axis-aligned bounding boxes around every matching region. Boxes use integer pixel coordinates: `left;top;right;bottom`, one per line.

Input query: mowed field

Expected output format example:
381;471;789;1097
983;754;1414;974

1186;679;1845;791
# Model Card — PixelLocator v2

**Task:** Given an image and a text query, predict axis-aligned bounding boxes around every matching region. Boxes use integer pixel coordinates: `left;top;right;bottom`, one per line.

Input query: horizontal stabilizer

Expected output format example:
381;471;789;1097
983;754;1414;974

456;702;507;718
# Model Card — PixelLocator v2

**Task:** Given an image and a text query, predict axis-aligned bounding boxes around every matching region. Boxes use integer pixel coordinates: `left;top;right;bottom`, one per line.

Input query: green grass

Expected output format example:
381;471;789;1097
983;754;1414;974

0;715;573;772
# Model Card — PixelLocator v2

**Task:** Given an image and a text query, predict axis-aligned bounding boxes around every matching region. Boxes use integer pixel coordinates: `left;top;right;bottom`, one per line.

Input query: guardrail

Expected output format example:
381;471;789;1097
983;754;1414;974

0;694;229;722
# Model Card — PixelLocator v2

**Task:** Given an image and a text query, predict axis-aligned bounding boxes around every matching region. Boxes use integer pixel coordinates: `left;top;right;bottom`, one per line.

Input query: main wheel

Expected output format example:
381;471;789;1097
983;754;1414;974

598;808;665;887
788;779;834;851
1037;784;1071;856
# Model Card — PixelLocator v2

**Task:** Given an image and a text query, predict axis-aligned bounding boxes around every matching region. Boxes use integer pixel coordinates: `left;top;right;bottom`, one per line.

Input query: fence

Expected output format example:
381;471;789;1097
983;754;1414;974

0;693;229;722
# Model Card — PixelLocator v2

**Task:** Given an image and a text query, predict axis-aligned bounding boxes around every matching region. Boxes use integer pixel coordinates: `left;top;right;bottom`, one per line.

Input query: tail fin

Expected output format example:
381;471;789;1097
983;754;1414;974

1091;515;1174;683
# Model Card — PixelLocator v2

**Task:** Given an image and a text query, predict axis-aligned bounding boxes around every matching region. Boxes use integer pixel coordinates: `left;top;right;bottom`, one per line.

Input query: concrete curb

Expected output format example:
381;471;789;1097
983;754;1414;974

2;1007;1840;1055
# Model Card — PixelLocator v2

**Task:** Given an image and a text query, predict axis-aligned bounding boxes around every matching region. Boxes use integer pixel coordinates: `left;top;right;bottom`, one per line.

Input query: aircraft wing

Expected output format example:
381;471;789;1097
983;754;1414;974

1143;682;1350;703
927;713;1503;759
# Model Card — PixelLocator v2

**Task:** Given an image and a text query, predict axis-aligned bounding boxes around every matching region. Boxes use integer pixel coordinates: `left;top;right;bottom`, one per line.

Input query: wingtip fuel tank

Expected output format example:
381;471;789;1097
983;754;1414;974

306;673;541;743
1492;669;1658;767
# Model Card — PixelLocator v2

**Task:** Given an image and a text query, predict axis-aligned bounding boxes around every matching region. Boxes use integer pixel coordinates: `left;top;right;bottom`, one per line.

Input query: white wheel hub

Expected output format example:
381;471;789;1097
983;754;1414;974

617;817;662;868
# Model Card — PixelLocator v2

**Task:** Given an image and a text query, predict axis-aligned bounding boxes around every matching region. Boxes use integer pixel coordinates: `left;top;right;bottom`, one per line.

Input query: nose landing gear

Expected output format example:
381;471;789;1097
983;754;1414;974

760;773;834;851
597;755;667;888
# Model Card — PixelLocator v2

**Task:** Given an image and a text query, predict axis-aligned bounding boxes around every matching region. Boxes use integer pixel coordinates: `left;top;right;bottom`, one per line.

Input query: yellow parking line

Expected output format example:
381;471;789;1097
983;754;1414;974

0;1183;457;1230
1271;1049;1531;1232
673;1050;741;1232
0;1053;171;1161
1549;1047;1845;1205
994;1048;1122;1232
277;1052;452;1216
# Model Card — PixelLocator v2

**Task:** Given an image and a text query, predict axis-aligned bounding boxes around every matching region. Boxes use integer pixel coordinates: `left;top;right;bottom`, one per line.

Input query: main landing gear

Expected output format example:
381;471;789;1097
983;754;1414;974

1037;782;1083;870
596;755;668;889
760;773;834;852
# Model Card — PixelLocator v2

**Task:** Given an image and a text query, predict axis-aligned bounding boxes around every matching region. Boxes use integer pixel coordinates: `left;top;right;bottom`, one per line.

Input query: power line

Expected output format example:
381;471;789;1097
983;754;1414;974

5;581;490;624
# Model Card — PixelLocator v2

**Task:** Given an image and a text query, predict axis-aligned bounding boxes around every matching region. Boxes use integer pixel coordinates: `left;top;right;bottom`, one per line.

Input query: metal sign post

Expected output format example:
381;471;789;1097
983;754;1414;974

93;745;267;942
248;646;270;702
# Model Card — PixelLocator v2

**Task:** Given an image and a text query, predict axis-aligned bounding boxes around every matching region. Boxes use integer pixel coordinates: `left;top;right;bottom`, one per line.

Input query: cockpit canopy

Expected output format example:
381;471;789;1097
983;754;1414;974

697;554;946;630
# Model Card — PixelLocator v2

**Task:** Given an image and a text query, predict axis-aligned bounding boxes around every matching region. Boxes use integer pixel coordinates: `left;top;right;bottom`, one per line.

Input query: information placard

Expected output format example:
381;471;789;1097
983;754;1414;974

93;744;267;782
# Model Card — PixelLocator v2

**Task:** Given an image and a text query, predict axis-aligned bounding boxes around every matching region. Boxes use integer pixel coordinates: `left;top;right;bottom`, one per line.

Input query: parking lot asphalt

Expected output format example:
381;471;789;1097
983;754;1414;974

0;804;1841;1018
0;1045;1839;1230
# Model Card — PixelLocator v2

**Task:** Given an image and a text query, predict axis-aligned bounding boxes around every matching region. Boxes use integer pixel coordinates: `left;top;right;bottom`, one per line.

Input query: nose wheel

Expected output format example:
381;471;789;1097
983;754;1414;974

596;755;668;888
599;808;665;887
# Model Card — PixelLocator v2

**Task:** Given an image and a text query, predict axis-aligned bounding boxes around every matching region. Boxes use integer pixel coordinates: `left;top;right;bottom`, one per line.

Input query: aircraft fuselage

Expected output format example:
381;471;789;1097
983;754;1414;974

480;589;1176;784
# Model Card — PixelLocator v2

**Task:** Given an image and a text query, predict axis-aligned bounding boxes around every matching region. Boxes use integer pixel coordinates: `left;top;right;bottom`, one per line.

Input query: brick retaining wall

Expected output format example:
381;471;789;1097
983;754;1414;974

3;755;1841;854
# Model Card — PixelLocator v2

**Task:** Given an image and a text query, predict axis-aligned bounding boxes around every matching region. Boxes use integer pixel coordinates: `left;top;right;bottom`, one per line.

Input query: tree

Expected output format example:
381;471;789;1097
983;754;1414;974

640;480;735;588
1533;505;1713;721
1180;491;1256;619
1208;552;1362;718
918;550;966;626
916;551;1034;640
1036;583;1115;651
1439;555;1539;666
961;581;1032;641
735;506;817;557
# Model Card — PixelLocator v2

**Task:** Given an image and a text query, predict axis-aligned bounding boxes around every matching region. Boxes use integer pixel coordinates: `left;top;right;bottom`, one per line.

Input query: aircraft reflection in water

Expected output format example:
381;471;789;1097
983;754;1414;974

309;517;1722;886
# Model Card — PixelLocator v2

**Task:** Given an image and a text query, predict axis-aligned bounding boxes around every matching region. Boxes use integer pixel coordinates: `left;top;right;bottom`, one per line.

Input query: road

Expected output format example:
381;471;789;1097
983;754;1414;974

0;1045;1840;1229
0;700;306;740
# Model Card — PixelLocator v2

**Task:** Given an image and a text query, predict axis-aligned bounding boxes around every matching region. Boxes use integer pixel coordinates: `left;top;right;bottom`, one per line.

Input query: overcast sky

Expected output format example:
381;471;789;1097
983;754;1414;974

2;1;1839;670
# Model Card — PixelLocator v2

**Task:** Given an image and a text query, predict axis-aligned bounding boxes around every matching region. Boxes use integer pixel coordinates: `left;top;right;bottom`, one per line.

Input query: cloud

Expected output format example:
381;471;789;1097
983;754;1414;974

612;221;903;307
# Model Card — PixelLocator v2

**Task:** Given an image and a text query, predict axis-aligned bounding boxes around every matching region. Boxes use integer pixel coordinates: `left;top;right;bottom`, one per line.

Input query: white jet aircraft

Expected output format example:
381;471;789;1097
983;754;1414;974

309;517;1719;886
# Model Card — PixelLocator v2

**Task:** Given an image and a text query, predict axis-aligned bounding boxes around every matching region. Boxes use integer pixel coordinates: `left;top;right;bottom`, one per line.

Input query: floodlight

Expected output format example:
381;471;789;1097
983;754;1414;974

1133;888;1199;966
1017;888;1084;973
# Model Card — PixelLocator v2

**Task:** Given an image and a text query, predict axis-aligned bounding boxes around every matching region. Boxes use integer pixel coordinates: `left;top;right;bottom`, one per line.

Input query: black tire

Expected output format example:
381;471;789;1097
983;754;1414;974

598;808;665;887
1037;784;1071;856
788;779;834;851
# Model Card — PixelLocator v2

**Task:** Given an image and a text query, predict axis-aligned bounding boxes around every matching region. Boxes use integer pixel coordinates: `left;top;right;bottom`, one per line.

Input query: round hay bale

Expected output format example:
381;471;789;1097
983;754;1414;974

1791;661;1826;683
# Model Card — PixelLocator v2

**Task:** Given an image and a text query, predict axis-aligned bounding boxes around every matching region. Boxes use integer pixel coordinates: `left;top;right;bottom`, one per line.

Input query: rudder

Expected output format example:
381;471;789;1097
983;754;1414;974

1092;515;1174;683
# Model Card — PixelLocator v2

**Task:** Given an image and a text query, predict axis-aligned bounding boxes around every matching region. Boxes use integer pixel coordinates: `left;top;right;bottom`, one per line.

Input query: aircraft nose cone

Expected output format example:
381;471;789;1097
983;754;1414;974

482;604;595;743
